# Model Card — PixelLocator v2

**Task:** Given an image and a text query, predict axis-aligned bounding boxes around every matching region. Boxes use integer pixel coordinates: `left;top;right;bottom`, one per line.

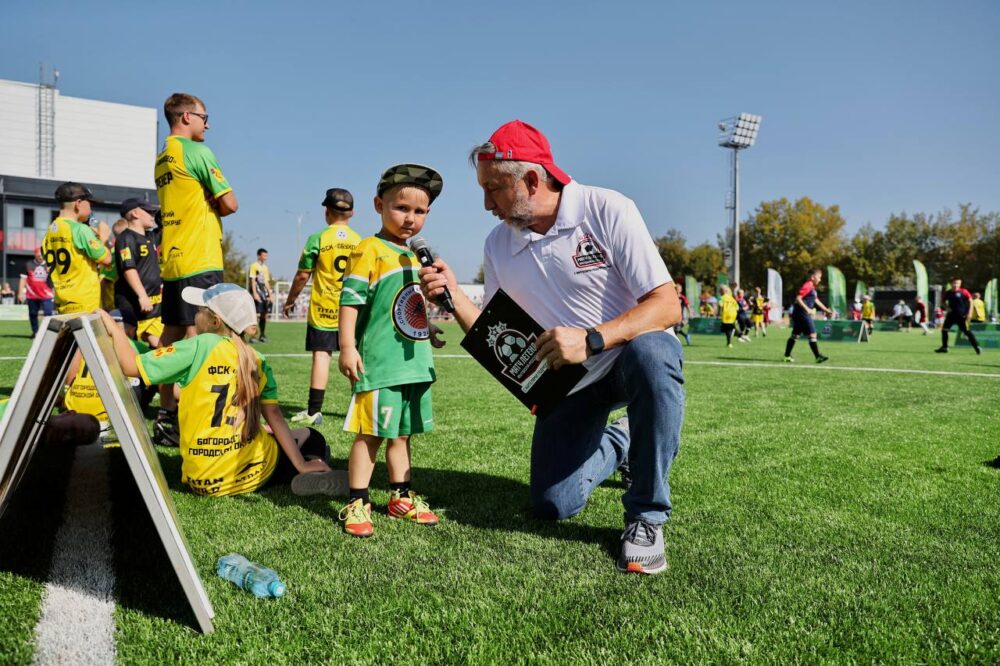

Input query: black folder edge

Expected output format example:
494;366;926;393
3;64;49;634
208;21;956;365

460;289;587;417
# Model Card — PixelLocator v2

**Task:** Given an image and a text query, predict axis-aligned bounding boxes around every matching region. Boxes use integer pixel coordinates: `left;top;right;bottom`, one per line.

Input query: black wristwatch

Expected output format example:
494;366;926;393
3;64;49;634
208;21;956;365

585;327;605;356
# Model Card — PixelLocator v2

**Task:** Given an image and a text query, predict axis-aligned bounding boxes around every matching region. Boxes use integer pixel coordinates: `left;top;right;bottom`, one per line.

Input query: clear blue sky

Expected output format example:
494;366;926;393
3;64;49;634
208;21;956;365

2;0;998;281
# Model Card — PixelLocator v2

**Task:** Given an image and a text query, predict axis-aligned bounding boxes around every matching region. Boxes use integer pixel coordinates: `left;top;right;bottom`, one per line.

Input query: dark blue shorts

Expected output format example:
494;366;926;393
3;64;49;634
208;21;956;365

791;313;815;336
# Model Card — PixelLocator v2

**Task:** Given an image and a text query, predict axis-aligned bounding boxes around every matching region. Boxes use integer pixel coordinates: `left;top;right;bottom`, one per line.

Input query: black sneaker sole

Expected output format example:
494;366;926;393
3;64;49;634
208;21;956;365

291;470;349;497
153;424;180;447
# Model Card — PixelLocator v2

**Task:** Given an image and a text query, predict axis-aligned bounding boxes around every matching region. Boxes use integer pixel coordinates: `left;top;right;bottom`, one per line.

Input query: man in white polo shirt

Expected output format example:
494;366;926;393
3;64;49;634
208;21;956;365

419;120;684;575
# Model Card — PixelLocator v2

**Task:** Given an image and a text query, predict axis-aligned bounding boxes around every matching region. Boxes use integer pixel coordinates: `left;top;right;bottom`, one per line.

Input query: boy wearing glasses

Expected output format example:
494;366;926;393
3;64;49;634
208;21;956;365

153;92;239;445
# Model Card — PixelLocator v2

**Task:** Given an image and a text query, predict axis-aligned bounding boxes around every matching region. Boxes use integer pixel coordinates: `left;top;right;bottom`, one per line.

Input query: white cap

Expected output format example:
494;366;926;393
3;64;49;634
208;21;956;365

182;283;257;335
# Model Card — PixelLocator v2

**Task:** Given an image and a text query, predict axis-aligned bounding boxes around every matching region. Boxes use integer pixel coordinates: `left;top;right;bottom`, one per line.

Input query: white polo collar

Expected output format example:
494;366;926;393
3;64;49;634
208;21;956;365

509;180;583;255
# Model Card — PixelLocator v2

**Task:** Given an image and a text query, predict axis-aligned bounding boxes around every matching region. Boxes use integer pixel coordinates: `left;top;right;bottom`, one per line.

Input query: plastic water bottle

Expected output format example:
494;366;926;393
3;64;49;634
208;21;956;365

216;553;286;598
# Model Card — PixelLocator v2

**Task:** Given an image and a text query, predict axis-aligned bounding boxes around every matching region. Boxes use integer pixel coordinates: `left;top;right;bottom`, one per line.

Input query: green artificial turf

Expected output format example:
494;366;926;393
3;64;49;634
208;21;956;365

0;320;998;664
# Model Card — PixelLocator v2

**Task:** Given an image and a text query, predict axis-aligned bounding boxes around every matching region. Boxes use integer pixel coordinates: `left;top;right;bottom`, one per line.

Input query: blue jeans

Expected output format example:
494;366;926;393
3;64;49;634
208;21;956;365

530;331;684;525
27;298;54;336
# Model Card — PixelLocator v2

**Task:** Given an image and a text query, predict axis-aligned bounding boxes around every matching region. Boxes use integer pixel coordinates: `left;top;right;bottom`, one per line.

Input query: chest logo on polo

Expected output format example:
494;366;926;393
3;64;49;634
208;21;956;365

391;284;429;341
572;234;608;270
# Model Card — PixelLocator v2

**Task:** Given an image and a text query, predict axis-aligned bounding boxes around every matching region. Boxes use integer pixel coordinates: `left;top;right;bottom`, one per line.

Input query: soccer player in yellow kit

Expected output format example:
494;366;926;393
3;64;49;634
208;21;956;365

861;294;876;335
718;285;739;348
42;182;111;313
153;92;239;445
283;188;362;425
247;248;274;342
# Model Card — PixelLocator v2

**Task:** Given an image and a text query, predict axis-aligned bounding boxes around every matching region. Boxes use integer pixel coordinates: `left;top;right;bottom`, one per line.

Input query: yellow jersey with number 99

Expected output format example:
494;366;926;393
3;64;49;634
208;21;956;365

42;217;109;313
136;333;279;497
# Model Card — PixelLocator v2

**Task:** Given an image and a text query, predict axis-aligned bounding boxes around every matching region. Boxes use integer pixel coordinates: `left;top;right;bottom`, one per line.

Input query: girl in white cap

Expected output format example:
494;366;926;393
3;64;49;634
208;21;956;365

99;283;341;497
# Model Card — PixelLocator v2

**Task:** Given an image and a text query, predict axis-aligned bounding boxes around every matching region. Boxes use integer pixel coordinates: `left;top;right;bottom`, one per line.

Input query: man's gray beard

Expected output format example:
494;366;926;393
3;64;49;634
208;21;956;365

503;193;535;230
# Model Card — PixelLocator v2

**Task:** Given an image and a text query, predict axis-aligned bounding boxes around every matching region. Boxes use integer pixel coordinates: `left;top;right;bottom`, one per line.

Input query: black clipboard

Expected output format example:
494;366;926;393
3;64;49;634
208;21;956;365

460;289;587;417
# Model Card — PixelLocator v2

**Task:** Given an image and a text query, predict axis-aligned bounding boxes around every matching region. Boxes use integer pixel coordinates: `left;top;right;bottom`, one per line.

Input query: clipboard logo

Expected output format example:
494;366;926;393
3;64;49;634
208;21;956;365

487;323;547;392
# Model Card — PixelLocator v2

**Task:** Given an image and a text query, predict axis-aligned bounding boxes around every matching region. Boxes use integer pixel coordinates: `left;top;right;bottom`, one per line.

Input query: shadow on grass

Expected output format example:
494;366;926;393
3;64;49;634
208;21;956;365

984;457;1000;469
0;441;76;583
252;459;623;559
108;447;201;632
278;405;347;421
111;442;624;631
0;332;34;340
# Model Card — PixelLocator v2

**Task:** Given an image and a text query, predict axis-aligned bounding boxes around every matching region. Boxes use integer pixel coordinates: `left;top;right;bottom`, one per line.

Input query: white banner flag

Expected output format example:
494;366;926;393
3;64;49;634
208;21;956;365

767;268;783;322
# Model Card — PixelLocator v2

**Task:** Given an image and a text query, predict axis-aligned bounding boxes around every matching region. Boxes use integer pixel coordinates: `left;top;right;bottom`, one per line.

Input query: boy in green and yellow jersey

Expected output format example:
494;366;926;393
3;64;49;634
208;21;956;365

337;165;445;538
283;188;363;426
42;182;112;314
153;92;239;446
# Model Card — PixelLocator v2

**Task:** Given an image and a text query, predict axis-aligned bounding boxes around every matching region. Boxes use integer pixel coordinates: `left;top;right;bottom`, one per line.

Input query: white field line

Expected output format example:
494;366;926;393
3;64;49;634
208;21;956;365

2;353;998;380
684;359;1000;379
33;444;116;666
268;353;1000;379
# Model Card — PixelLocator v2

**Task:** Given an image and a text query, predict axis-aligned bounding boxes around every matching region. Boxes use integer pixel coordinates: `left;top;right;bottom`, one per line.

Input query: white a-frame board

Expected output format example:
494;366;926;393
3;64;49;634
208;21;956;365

0;314;215;634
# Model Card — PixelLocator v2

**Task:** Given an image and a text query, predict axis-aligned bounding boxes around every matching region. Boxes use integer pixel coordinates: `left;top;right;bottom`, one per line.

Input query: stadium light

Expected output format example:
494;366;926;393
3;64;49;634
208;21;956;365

284;209;309;254
717;113;762;285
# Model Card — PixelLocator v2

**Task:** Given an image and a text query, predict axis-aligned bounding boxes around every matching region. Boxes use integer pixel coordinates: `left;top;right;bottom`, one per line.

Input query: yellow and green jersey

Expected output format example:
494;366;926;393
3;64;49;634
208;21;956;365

65;339;149;420
340;236;435;392
64;360;107;421
861;301;875;319
298;224;362;330
154;135;232;280
42;217;109;313
720;294;739;324
136;333;278;497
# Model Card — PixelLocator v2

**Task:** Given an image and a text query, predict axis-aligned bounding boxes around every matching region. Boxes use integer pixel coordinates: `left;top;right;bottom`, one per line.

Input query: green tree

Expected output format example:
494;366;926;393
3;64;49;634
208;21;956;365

686;243;725;285
474;264;485;284
844;205;999;289
655;229;690;278
740;197;848;289
221;230;250;287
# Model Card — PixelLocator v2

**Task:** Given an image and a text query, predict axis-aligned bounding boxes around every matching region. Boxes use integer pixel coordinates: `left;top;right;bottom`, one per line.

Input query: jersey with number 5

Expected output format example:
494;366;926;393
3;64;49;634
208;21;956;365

136;333;279;497
42;217;109;313
298;224;362;330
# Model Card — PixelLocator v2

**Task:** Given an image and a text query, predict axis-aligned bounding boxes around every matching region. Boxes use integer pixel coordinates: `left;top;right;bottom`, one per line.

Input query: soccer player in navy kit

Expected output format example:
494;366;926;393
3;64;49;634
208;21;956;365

936;278;981;354
784;268;832;363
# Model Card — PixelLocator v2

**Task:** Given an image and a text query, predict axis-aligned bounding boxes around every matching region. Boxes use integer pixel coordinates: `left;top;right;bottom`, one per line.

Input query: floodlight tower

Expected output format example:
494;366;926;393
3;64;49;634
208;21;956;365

717;113;762;285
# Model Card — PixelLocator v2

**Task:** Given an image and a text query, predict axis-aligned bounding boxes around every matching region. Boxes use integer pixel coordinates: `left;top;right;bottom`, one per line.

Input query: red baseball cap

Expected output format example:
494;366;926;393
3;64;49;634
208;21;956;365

477;120;571;185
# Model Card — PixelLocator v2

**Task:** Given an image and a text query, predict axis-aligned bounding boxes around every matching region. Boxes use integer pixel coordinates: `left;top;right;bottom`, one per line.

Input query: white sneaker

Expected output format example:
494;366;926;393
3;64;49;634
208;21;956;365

289;409;323;425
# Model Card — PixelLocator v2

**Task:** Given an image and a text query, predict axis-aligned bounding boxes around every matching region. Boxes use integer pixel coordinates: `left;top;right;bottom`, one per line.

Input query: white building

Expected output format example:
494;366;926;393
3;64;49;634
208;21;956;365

0;77;157;283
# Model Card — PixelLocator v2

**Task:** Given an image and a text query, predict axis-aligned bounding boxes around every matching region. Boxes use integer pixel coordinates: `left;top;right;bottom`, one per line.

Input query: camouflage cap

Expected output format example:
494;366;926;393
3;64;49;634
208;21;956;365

376;163;443;204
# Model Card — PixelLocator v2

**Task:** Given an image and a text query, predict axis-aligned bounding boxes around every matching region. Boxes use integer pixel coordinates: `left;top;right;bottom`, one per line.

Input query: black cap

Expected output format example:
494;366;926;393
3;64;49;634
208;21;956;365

54;182;101;204
322;188;354;212
120;198;160;217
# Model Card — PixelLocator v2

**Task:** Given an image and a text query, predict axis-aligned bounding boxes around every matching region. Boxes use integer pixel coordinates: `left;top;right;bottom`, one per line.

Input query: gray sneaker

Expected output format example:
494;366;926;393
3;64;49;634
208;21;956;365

616;518;667;574
291;470;349;497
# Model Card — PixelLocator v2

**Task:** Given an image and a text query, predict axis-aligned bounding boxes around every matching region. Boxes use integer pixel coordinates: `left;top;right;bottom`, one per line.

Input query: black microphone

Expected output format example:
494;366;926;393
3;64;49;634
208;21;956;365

409;236;455;313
